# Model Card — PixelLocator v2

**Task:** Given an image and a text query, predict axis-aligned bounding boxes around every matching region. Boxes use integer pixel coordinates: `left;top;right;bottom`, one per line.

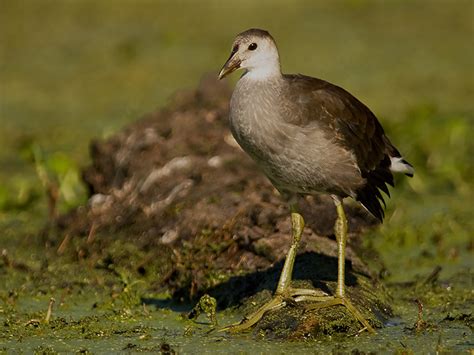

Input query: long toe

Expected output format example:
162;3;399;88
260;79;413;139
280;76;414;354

219;295;286;333
304;296;375;334
220;288;331;333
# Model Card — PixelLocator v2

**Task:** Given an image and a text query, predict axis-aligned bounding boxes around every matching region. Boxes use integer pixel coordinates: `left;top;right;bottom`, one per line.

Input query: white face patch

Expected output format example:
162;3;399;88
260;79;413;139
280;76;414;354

234;36;281;81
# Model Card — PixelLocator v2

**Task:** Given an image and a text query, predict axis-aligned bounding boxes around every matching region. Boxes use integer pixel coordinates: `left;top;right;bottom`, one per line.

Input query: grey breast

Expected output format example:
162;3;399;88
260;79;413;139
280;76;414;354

229;75;363;197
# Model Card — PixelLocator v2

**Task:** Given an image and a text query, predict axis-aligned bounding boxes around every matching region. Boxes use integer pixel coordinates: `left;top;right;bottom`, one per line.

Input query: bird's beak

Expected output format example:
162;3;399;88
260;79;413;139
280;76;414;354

218;53;241;80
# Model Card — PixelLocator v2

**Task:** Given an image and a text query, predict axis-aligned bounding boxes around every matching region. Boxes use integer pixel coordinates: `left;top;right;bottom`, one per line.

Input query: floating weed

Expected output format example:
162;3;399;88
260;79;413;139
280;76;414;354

185;294;217;327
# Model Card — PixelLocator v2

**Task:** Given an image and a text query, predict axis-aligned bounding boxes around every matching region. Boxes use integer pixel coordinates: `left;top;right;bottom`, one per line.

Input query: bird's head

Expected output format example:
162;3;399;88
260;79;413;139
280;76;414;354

218;29;281;80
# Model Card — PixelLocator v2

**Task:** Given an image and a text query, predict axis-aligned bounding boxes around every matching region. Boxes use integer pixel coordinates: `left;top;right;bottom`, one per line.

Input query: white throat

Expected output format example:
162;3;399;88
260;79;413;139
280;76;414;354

243;58;281;81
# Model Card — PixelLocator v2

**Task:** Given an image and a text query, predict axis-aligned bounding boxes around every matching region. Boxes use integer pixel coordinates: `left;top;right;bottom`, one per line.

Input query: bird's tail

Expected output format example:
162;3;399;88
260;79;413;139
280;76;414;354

356;163;393;222
356;154;414;222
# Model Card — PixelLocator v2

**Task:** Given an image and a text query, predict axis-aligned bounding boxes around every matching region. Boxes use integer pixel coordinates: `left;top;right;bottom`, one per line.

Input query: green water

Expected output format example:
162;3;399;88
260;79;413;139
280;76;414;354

1;278;472;353
0;0;473;353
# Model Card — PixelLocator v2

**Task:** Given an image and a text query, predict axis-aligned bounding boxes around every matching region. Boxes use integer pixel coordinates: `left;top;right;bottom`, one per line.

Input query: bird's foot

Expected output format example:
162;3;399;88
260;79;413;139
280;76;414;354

304;295;375;334
219;289;375;334
218;287;329;333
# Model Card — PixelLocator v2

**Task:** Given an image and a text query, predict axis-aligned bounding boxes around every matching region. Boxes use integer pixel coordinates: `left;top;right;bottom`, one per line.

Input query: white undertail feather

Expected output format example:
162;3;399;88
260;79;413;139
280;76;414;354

390;157;415;176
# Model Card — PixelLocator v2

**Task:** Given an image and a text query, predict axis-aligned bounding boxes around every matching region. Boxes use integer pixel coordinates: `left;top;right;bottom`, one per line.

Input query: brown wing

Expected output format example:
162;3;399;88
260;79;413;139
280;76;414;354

284;74;397;221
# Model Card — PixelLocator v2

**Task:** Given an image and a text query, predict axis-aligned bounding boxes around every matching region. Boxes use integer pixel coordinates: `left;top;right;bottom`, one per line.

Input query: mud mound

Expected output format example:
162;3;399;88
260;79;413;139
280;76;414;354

56;74;389;336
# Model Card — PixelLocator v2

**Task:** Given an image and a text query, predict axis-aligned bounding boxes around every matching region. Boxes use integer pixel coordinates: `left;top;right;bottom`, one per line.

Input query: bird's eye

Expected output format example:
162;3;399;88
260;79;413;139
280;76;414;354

248;43;258;51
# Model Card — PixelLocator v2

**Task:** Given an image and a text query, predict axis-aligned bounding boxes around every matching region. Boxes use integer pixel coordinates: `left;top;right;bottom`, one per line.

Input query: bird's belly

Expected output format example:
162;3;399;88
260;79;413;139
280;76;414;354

231;115;351;195
229;86;363;197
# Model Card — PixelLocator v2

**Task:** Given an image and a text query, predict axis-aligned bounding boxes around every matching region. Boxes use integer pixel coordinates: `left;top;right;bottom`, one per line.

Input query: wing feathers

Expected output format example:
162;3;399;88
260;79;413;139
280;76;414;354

284;74;413;221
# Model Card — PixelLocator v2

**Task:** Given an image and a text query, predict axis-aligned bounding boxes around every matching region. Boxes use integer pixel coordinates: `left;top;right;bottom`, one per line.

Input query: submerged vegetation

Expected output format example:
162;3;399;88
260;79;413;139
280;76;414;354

0;0;472;353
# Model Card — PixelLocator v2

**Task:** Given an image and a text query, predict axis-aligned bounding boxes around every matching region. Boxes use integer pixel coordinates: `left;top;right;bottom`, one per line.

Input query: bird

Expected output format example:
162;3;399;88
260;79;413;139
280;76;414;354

217;28;414;333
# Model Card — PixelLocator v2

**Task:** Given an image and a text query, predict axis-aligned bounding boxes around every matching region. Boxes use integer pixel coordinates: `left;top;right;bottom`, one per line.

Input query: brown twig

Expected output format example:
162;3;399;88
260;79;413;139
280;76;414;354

87;222;97;244
414;298;427;332
57;234;71;255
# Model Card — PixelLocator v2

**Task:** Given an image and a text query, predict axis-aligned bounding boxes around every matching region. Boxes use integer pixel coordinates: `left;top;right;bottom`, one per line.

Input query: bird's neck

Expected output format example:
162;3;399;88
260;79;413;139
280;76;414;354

243;61;282;81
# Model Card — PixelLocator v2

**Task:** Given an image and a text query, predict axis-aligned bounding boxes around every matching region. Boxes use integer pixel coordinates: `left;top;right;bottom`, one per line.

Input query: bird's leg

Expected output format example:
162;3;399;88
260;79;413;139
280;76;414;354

275;205;304;295
276;206;329;300
219;201;374;334
304;196;375;333
334;197;347;298
219;204;327;333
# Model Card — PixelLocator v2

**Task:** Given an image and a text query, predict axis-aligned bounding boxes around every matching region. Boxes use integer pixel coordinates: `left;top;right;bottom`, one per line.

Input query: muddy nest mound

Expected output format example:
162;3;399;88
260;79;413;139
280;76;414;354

57;75;391;337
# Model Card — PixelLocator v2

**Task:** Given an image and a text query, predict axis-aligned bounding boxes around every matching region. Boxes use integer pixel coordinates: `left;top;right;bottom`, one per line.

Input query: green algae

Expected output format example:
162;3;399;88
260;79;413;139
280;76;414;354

1;288;471;353
1;239;471;353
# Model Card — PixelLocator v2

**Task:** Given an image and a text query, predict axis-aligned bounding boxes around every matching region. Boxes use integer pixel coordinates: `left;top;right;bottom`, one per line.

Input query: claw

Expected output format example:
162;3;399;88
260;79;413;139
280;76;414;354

305;296;375;334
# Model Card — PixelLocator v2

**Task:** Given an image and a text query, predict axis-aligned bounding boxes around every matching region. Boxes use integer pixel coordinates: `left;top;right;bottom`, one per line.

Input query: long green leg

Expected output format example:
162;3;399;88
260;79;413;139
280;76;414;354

219;200;374;334
329;196;375;333
303;197;375;333
275;204;304;295
334;197;347;298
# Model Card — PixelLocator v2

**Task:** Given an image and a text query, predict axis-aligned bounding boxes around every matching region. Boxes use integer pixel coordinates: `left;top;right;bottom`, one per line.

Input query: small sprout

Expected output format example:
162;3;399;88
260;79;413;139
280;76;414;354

414;298;432;332
186;294;217;327
44;297;56;324
142;302;150;316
